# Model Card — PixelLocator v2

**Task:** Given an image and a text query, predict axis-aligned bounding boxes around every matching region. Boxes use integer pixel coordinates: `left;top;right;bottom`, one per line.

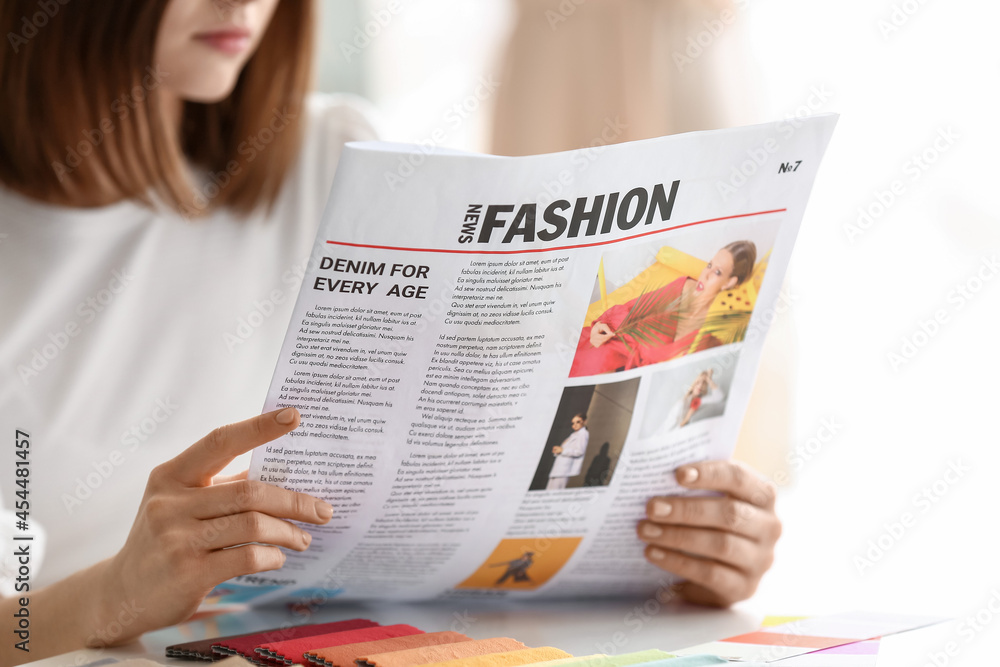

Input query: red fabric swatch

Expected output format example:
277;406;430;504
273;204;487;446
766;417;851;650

213;619;379;663
167;635;230;661
257;624;424;666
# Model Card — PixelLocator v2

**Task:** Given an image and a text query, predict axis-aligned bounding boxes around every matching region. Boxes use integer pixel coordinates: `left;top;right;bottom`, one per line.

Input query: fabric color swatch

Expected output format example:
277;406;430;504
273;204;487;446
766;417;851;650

417;647;571;667
258;624;424;665
561;649;676;667
167;636;230;661
304;631;472;667
358;638;529;667
670;611;943;662
213;620;379;662
626;656;727;667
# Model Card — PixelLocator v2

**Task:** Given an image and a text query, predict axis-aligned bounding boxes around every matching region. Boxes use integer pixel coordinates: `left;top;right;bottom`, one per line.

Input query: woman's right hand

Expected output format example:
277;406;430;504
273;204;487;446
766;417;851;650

92;407;331;646
589;321;615;348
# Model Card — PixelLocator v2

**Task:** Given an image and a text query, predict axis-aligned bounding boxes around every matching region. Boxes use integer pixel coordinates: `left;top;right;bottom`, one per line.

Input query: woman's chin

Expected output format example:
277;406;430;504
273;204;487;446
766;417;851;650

171;76;241;104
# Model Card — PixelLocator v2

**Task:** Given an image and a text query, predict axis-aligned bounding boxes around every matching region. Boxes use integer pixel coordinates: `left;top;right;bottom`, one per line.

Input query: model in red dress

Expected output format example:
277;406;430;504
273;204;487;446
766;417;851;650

569;241;757;377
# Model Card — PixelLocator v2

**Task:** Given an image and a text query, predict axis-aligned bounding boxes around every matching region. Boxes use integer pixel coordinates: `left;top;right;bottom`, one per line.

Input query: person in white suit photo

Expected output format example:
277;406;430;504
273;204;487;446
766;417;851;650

547;413;590;490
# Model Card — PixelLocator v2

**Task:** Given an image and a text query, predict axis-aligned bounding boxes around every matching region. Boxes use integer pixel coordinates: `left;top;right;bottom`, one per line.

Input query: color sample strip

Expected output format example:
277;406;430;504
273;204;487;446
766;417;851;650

259;625;423;666
214;620;380;663
518;655;606;667
527;649;676;667
359;637;528;667
721;632;845;649
630;657;727;667
304;631;472;667
773;640;881;666
417;646;571;667
671;611;943;662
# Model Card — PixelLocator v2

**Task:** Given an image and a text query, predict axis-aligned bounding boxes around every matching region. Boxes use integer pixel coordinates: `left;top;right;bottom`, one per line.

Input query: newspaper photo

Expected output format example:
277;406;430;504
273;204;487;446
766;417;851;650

211;114;838;604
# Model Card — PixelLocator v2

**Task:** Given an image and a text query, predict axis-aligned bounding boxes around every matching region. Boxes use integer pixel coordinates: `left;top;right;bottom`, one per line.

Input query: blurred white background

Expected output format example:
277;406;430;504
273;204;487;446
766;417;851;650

314;0;1000;660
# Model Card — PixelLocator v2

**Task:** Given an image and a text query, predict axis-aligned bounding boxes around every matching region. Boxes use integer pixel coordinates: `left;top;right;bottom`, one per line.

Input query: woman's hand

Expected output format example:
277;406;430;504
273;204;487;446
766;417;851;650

93;407;331;645
589;322;616;348
552;445;563;455
637;459;781;607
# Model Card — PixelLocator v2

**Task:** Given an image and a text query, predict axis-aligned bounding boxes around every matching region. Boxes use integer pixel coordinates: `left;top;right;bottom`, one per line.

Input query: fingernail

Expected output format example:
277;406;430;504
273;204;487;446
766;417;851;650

316;501;333;520
652;500;672;518
643;523;663;538
648;547;666;561
678;467;699;484
301;531;312;547
276;407;298;425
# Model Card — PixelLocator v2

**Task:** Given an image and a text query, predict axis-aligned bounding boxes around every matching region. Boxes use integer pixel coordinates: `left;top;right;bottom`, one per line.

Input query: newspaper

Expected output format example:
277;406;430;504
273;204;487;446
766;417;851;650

214;115;837;604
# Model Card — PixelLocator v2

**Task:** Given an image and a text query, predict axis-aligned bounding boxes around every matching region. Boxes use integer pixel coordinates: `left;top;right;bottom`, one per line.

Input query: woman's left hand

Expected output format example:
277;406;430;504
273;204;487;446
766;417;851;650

637;459;781;607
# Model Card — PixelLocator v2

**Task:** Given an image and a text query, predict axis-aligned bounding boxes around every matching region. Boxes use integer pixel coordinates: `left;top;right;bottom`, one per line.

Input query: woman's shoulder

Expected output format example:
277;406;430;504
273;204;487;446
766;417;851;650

304;92;381;146
279;92;382;225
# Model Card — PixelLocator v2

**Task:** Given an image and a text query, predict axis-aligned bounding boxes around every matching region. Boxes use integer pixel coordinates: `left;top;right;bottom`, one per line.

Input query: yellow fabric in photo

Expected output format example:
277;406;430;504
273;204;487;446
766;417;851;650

583;246;769;331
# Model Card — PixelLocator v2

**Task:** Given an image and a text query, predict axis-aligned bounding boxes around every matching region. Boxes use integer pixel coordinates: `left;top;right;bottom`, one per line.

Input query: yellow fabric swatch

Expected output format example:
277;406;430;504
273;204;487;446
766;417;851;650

359;637;528;667
417;647;571;667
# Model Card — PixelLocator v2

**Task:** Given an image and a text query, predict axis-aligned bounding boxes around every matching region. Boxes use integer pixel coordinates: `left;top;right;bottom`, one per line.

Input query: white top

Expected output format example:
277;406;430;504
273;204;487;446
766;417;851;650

0;94;378;590
550;427;589;478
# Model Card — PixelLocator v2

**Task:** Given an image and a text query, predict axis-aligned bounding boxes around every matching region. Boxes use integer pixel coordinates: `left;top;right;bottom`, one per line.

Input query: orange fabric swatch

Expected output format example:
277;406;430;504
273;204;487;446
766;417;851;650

305;631;472;667
418;647;572;667
358;638;529;667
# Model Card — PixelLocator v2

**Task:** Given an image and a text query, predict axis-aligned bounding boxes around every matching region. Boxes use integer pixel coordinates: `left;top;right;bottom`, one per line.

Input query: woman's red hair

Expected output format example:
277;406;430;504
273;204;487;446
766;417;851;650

0;0;314;216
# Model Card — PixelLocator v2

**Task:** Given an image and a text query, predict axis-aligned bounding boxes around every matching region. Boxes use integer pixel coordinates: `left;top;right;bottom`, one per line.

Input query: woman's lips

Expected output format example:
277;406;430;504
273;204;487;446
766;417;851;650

193;29;251;55
696;281;704;291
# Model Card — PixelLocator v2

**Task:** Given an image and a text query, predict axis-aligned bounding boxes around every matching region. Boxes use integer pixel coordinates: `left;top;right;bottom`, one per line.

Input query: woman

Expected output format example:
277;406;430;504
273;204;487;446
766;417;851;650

659;369;726;435
569;240;757;377
0;1;368;661
0;2;781;661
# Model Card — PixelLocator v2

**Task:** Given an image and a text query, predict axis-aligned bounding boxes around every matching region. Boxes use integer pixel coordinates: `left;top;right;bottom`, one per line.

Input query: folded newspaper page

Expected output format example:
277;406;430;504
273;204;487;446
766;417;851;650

215;115;837;604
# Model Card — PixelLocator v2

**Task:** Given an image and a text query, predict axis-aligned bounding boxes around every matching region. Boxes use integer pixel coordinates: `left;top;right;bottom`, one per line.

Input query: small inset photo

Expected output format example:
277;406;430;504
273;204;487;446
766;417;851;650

638;356;738;440
456;537;583;591
528;378;640;491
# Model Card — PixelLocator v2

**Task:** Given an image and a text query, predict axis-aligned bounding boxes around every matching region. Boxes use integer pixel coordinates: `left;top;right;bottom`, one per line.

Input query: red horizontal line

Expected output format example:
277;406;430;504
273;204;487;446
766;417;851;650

325;208;786;255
